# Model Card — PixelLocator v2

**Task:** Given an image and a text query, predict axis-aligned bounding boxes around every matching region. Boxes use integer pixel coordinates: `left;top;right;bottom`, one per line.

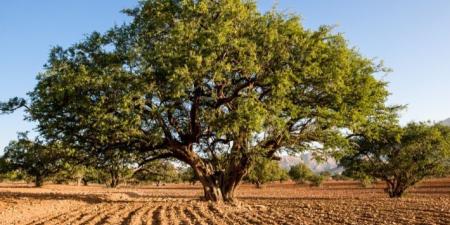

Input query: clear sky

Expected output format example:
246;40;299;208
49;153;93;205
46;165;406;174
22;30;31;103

1;0;450;152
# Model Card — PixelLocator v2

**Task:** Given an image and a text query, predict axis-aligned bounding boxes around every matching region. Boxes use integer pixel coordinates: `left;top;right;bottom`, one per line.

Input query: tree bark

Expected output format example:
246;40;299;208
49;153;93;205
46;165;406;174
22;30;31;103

35;174;44;187
386;179;406;198
189;152;250;203
110;170;120;188
82;178;89;186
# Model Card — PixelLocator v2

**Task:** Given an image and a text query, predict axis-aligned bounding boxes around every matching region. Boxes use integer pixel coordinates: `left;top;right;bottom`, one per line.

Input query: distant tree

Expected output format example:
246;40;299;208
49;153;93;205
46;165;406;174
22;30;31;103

0;169;30;183
246;157;288;188
341;122;450;197
133;160;180;186
288;162;325;186
308;174;325;187
0;133;72;187
70;165;90;186
93;150;136;188
179;167;198;185
1;0;394;202
80;167;108;185
288;163;314;184
319;171;332;178
331;173;350;181
342;169;374;188
51;164;99;186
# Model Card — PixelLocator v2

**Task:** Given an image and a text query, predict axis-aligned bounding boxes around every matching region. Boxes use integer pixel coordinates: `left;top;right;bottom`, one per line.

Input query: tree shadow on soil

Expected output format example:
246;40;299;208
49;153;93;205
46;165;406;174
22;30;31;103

0;191;104;204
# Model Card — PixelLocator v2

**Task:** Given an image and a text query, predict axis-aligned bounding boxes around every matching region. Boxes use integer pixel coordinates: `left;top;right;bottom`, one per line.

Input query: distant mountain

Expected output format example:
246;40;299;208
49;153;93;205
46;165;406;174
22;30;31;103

279;154;342;174
440;118;450;126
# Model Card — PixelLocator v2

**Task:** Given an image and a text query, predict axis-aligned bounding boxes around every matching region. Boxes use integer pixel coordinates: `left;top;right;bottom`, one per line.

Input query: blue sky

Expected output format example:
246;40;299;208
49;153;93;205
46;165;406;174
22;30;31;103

1;0;450;152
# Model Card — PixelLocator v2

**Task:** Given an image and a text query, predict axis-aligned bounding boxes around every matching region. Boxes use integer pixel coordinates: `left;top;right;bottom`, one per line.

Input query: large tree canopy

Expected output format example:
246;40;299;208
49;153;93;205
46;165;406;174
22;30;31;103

3;0;393;202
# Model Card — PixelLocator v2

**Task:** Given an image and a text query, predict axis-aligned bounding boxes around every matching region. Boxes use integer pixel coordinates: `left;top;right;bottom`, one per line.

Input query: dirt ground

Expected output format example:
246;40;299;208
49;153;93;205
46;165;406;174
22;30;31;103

0;178;449;225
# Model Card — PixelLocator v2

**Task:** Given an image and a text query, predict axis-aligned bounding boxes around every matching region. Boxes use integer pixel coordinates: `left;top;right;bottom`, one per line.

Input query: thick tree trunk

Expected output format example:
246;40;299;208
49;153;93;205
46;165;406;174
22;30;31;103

256;181;262;189
202;181;224;202
35;174;44;187
190;155;249;203
82;178;89;186
179;141;252;203
386;179;407;198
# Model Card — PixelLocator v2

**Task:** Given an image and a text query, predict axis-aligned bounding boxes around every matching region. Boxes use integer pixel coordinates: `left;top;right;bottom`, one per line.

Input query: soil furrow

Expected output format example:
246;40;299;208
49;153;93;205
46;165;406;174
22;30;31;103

100;204;142;225
76;203;123;225
125;204;148;225
140;204;158;225
28;207;87;225
165;203;180;225
152;205;169;225
183;206;208;225
174;205;192;225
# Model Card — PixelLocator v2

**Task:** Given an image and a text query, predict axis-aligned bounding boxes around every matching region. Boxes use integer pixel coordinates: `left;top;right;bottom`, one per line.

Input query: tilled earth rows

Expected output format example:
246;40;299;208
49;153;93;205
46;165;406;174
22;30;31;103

20;199;299;225
0;179;449;225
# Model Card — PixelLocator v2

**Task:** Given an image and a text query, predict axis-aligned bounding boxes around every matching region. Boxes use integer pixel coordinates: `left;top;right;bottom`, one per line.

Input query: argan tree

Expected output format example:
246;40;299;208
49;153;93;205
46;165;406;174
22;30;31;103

2;0;392;202
133;160;180;186
288;163;314;184
341;123;450;197
93;150;136;188
0;133;72;187
246;157;288;188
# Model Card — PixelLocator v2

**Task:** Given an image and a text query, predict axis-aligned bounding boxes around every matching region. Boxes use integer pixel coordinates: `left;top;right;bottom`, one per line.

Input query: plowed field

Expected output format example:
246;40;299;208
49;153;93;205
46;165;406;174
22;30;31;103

0;178;449;225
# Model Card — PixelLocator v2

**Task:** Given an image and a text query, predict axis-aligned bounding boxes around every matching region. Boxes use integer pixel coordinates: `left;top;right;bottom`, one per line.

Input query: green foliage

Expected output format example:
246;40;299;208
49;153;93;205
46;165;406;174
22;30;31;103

341;122;450;197
342;169;374;188
0;97;27;115
133;160;180;185
331;174;350;181
0;170;30;182
359;176;374;188
50;164;107;185
1;0;394;201
308;174;325;187
288;163;314;183
288;162;325;186
76;167;111;185
179;167;198;184
91;150;136;188
319;171;332;178
0;133;73;187
246;157;288;187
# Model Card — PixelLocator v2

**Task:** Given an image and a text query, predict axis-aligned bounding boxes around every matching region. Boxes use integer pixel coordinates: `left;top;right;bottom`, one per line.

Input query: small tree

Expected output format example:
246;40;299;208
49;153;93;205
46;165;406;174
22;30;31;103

331;173;350;181
342;169;374;188
308;174;325;187
80;167;110;186
288;163;314;184
319;171;332;179
84;149;136;188
341;122;450;197
0;133;72;187
246;157;288;188
0;169;30;183
133;160;180;186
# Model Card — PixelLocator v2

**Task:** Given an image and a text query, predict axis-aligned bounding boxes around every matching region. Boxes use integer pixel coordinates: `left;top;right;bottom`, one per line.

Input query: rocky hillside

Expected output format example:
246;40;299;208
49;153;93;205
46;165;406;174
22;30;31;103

279;154;342;174
440;118;450;126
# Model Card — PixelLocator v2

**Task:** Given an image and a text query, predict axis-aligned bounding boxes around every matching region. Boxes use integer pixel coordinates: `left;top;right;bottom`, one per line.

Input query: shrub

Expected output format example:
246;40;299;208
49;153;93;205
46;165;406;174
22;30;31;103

288;163;314;184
